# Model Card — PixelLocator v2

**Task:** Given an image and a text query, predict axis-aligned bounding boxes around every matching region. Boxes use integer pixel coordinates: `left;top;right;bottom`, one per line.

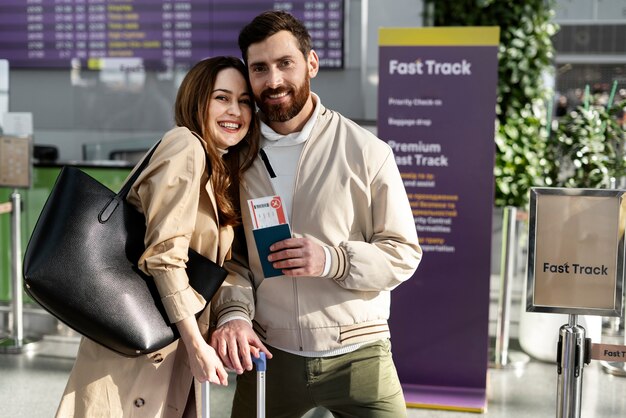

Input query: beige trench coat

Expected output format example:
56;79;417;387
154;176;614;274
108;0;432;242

56;127;234;418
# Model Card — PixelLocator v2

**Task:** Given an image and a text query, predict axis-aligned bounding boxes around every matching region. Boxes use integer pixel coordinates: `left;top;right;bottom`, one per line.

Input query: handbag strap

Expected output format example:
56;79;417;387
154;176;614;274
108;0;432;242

99;141;162;223
99;134;212;223
117;141;162;200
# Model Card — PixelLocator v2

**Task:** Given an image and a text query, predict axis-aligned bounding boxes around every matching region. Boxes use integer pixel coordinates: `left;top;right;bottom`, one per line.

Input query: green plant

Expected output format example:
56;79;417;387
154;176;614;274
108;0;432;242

548;100;626;188
423;0;558;207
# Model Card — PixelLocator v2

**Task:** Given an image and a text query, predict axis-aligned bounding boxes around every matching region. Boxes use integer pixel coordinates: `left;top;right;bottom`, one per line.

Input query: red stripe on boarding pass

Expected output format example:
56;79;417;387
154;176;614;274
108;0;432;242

270;196;286;224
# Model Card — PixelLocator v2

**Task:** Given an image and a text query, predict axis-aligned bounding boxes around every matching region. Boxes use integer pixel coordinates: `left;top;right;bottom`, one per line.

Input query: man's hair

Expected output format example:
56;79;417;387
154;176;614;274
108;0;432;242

238;11;312;63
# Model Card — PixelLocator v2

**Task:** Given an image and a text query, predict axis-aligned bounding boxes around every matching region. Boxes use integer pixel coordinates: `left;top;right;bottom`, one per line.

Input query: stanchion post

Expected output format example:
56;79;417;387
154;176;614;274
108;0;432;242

490;206;529;369
556;315;587;418
11;190;23;346
603;179;622;337
601;206;626;376
0;189;37;353
601;287;626;376
527;187;626;416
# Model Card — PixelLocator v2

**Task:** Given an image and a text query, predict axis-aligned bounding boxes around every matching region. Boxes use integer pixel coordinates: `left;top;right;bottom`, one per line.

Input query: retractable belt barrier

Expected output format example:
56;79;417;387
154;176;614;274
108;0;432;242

527;188;626;418
0;191;38;353
490;206;529;369
1;135;35;353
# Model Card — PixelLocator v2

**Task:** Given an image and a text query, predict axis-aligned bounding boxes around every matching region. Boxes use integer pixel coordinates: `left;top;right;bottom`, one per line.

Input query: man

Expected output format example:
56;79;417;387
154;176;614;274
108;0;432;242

211;10;422;418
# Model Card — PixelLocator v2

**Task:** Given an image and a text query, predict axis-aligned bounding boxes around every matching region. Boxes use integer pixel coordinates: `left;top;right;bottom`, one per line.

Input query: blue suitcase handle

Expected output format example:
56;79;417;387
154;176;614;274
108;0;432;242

252;352;267;372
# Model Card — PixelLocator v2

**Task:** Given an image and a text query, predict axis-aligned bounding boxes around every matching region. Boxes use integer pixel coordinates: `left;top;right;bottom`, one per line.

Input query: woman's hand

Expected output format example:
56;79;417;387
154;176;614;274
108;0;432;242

176;316;229;386
186;341;228;386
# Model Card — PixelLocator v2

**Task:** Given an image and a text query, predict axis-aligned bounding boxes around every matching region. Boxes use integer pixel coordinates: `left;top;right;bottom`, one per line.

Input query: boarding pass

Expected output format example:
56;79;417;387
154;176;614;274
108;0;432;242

248;195;289;229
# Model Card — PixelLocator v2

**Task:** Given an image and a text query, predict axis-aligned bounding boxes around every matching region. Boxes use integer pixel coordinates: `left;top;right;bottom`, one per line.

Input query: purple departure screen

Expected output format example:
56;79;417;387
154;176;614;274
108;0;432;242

0;0;344;70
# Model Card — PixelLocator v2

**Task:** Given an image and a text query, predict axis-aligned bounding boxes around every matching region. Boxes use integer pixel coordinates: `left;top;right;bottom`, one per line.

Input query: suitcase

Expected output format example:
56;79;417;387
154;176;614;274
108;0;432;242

201;352;267;418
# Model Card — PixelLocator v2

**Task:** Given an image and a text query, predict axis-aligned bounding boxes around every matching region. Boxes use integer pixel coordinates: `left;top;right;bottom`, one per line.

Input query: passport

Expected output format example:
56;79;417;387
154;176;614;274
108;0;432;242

252;223;292;278
248;196;291;278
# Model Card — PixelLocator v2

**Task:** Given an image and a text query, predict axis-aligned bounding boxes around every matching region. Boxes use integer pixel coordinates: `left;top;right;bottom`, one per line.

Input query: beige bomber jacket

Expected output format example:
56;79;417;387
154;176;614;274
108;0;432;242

212;104;422;352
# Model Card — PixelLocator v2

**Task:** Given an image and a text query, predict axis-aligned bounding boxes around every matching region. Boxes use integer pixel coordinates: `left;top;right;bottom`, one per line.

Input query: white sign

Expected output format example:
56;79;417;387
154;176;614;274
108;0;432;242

527;187;625;316
2;112;33;137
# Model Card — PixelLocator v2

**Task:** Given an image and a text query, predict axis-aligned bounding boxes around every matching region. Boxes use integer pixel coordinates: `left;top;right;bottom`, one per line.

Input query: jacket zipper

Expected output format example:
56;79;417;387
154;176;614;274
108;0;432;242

259;145;305;350
291;127;318;351
261;113;321;351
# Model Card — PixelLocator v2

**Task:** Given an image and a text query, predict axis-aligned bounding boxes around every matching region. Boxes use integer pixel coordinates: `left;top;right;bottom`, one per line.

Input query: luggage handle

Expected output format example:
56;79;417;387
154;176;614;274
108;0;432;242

252;352;267;371
202;353;267;418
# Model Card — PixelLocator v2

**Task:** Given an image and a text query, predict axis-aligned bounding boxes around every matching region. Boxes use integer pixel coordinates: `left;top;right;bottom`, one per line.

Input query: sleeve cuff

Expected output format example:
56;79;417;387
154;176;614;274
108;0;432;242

216;314;253;328
321;246;331;276
322;245;349;281
152;269;206;323
214;302;251;325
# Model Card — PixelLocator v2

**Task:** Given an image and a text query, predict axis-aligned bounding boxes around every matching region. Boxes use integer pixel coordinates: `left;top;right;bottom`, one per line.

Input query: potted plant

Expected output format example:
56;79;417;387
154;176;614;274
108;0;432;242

548;96;626;189
424;0;558;208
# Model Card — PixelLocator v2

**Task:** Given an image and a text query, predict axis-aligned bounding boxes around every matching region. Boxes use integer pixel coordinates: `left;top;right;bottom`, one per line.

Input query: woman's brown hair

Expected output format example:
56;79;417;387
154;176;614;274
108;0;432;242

174;56;260;226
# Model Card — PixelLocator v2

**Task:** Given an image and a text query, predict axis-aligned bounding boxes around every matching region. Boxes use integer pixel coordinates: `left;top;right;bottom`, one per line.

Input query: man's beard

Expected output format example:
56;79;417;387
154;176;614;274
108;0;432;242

257;75;310;123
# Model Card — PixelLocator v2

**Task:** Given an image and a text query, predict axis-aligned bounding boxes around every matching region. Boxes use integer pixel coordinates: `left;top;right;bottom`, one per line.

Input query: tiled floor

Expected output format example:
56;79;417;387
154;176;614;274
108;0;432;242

2;337;626;418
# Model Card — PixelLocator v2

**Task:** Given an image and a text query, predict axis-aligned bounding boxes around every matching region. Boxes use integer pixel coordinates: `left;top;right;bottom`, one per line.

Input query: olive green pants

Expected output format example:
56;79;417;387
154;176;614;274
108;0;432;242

230;339;407;418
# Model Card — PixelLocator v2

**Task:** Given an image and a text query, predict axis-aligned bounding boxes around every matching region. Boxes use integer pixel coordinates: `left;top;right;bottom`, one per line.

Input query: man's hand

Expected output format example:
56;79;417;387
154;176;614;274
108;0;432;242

210;319;272;374
268;237;325;277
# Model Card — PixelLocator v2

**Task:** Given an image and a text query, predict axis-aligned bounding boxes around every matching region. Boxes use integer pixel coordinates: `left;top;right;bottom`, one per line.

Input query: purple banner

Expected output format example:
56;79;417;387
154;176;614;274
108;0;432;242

378;28;499;411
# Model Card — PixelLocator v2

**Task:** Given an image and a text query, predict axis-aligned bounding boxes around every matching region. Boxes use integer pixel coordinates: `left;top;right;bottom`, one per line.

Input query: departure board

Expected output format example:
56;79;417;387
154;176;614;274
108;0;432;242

0;0;344;70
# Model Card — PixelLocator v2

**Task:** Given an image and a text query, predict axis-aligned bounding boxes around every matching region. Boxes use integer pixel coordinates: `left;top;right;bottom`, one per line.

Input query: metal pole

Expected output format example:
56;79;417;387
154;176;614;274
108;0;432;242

495;206;516;365
360;0;369;119
556;315;586;418
201;381;210;418
602;286;626;376
605;177;621;336
252;352;266;418
11;190;23;346
257;367;265;418
490;206;529;369
600;178;626;376
604;177;619;334
0;190;37;353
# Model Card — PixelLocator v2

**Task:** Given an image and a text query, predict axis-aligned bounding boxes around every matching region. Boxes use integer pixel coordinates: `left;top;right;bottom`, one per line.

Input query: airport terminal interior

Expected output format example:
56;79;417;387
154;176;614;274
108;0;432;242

4;317;626;417
2;0;626;417
1;339;626;418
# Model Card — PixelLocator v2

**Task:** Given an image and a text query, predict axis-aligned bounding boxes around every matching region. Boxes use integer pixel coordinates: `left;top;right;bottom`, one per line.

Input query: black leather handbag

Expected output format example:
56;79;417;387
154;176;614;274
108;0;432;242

23;142;228;357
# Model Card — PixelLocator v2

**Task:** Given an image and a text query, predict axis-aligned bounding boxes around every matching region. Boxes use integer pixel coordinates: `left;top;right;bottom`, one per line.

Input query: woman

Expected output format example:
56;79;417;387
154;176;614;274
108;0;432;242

56;56;260;417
